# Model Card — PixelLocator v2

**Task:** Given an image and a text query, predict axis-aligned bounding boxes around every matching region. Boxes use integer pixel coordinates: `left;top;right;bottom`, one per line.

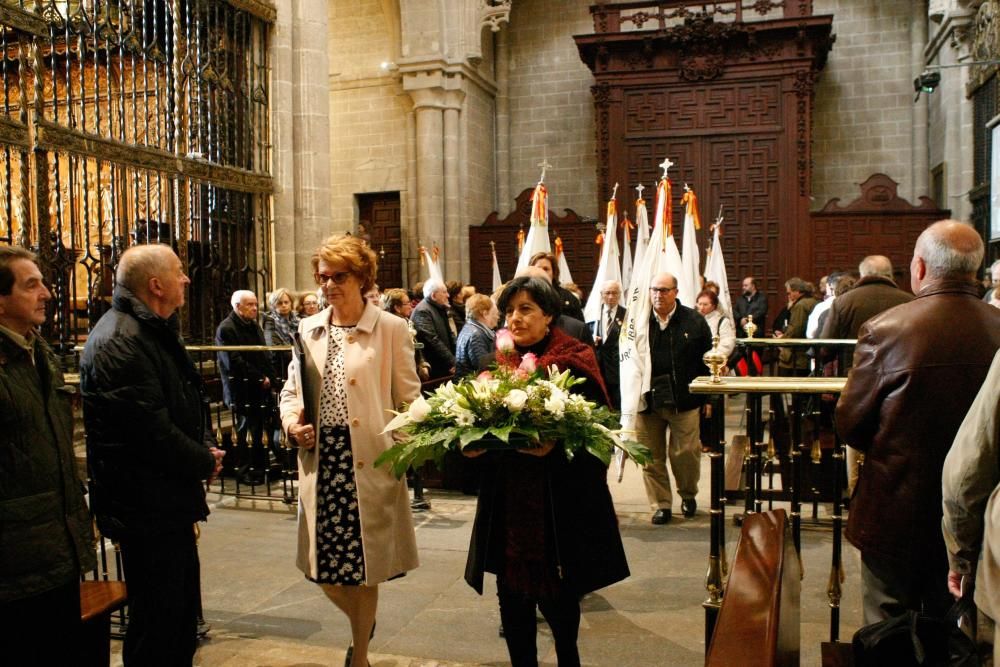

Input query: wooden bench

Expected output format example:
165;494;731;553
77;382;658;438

706;509;802;667
80;580;127;667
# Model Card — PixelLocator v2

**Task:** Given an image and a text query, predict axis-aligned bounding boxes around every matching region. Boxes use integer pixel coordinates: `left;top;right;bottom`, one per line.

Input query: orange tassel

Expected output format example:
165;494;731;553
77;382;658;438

554;236;564;258
681;187;701;230
517;227;525;251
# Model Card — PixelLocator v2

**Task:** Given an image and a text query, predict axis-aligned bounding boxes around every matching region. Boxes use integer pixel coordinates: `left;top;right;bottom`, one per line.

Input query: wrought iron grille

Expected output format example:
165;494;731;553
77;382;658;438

0;0;274;346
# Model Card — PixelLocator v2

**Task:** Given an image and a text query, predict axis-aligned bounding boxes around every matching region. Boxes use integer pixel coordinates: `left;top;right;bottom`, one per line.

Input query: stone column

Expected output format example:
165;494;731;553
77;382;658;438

290;0;331;287
495;26;511;214
411;91;445;267
910;9;928;203
443;90;465;281
270;0;296;289
405;108;419;284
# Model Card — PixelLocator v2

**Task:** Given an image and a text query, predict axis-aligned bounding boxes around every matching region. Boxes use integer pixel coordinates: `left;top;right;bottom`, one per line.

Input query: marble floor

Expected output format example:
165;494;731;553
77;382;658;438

110;397;863;666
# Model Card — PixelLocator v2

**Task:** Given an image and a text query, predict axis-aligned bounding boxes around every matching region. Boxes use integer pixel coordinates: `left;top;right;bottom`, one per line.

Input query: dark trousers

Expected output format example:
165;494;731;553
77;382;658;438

860;551;953;626
1;579;82;664
497;582;581;667
235;409;269;478
120;527;200;666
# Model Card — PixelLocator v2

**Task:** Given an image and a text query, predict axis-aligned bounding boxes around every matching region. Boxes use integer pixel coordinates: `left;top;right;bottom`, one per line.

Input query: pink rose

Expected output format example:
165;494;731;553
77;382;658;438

496;328;514;353
519;353;538;374
477;370;493;381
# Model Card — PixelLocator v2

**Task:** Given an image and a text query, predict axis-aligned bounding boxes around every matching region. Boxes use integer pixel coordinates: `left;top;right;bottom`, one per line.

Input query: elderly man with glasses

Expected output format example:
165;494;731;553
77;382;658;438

635;272;713;524
590;279;627;409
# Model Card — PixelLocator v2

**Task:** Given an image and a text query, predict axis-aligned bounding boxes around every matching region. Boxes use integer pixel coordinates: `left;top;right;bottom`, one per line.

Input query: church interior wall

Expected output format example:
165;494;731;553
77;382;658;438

505;0;598;220
462;71;499;274
812;0;919;208
328;0;410;236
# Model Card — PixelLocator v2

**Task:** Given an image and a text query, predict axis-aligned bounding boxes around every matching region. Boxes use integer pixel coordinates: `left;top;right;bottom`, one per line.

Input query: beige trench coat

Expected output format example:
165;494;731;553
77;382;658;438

942;348;1000;638
279;303;421;584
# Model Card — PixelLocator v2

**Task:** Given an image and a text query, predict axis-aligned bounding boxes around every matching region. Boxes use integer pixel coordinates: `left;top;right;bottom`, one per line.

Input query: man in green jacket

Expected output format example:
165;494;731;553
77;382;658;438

0;246;96;663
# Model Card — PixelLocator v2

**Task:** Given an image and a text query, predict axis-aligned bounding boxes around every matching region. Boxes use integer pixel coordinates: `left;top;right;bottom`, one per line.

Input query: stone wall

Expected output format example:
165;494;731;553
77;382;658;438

812;1;920;208
505;0;598;219
328;0;410;235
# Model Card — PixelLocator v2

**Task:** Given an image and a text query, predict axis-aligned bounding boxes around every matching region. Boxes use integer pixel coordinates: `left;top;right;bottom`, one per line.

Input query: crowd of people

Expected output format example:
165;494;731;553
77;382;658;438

3;217;1000;665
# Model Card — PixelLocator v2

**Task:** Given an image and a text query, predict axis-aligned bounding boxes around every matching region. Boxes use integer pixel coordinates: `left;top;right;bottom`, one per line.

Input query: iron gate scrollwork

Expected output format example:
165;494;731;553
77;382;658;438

0;0;274;346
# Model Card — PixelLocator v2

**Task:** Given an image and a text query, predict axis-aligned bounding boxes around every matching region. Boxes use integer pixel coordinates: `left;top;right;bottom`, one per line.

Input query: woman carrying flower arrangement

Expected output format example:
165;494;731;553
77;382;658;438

463;276;631;667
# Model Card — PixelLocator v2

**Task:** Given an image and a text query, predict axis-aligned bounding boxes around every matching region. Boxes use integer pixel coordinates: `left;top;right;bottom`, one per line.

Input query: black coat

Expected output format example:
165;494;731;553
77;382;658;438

732;290;769;337
464;331;629;597
411;298;456;379
590;305;626;386
81;286;216;539
647;303;713;412
1;332;96;601
216;310;277;408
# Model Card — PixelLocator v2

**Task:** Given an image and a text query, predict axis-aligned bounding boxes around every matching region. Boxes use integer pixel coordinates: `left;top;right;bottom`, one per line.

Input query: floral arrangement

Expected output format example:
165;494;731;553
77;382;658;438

375;329;651;479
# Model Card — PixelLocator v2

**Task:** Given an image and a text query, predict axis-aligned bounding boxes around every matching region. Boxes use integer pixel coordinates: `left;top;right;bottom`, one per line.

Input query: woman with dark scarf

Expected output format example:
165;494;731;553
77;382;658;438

463;276;629;667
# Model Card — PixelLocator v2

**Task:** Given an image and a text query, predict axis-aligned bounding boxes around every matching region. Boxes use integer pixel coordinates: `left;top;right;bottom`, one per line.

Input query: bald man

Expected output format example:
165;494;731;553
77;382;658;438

819;255;912;367
81;244;224;665
837;220;1000;624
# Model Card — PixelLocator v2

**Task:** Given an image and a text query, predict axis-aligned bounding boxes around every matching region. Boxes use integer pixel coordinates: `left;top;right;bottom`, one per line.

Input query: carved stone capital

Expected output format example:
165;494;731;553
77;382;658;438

481;0;511;33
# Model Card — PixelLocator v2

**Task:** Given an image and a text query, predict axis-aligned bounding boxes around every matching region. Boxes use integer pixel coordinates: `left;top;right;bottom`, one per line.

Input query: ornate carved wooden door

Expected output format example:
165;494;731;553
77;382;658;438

576;3;834;326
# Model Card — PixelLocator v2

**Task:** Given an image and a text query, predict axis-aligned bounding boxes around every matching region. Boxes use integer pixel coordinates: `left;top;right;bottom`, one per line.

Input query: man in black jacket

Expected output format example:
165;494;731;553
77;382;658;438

82;244;224;666
216;290;277;484
0;247;96;665
637;272;712;524
732;275;768;338
411;279;457;379
590;279;626;408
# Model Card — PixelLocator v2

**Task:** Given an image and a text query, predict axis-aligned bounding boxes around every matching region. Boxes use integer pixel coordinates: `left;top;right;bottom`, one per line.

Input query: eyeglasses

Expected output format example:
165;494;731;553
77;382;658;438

649;286;677;294
602;290;621;296
315;271;352;285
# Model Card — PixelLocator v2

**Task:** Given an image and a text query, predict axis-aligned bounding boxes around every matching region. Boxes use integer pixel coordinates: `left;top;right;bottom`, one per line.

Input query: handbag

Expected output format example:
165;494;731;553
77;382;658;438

852;596;979;666
645;373;676;411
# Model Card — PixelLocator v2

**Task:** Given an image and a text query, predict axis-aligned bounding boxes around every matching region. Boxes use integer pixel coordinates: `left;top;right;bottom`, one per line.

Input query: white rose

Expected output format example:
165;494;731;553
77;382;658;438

545;395;566;418
408;396;432;422
504;389;528;412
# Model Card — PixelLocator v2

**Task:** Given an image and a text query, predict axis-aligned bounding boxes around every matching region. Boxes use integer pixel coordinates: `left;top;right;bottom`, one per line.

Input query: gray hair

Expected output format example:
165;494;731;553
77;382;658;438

858;255;894;280
231;289;257;310
784;277;810;294
422;279;445;299
116;244;174;296
915;221;984;279
601;279;623;294
990;258;1000;279
268;287;294;311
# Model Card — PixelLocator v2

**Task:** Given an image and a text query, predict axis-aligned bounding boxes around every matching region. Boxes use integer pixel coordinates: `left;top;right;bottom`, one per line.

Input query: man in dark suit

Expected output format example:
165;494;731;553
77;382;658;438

216;290;277;484
590;279;626;409
411;278;457;379
732;276;768;338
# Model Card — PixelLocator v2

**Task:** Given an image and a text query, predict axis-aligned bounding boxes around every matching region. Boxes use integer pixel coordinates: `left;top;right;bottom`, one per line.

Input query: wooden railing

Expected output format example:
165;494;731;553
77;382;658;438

590;0;813;34
706;509;802;666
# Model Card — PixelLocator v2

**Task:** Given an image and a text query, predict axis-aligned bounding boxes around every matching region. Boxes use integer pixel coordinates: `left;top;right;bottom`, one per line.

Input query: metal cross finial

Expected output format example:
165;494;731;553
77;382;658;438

635;183;645;199
489;240;495;250
659;157;673;179
611;182;619;200
537;159;552;183
684;182;691;192
715;204;724;226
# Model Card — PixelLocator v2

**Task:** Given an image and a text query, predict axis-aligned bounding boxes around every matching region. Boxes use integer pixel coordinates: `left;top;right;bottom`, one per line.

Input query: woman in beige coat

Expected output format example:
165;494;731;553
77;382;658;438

280;235;421;667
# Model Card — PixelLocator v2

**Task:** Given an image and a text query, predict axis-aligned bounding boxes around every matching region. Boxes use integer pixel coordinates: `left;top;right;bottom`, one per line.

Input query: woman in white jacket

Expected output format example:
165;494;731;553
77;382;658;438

695;289;735;360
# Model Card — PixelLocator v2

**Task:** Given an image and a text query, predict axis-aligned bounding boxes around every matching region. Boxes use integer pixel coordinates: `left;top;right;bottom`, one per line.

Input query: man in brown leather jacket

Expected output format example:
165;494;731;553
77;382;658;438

837;219;1000;624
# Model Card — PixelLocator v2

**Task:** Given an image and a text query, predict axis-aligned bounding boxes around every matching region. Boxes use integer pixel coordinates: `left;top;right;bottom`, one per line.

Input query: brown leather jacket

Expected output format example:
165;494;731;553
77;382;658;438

837;280;1000;568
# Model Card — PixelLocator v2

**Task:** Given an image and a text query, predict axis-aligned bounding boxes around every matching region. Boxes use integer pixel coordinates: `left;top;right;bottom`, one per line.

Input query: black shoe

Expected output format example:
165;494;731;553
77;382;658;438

410;498;431;511
345;620;377;666
196;618;211;640
682;499;697;518
651;509;672;525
